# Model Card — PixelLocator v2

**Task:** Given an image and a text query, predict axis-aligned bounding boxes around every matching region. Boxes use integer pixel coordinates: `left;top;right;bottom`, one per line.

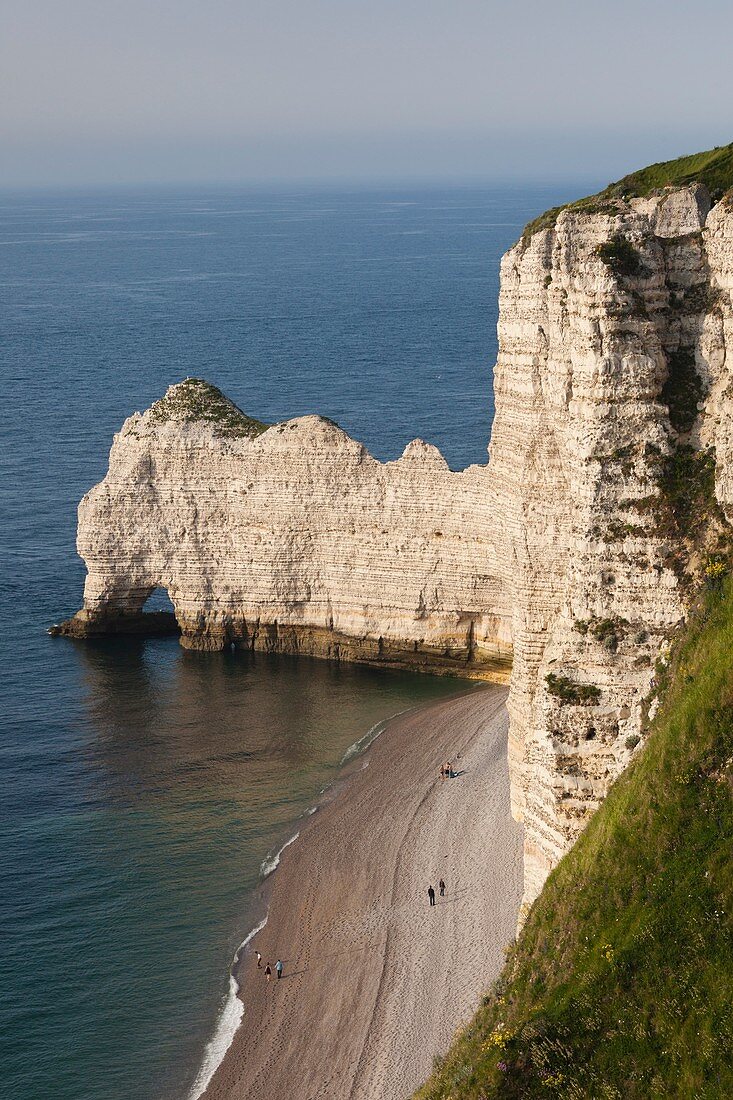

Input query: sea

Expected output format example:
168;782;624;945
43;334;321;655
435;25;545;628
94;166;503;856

0;180;588;1100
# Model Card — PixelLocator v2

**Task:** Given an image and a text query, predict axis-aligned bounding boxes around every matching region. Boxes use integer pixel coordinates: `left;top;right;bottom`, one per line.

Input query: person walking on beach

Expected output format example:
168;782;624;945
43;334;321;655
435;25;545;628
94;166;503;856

255;950;262;969
428;885;436;906
439;878;446;897
446;760;453;779
264;962;272;982
276;959;283;980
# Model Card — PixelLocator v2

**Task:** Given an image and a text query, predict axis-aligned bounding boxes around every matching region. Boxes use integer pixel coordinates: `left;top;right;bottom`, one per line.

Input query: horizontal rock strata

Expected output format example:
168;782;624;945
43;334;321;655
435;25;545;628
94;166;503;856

57;381;512;680
496;185;717;910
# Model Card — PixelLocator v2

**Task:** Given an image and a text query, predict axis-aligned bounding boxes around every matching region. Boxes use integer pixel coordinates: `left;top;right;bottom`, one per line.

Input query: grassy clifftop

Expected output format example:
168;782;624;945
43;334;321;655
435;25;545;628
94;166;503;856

524;141;733;238
149;378;269;438
415;579;733;1098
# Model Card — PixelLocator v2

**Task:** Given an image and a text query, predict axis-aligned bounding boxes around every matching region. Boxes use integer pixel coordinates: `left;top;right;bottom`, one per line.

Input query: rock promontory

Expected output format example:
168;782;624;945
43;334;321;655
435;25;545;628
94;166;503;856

56;378;512;677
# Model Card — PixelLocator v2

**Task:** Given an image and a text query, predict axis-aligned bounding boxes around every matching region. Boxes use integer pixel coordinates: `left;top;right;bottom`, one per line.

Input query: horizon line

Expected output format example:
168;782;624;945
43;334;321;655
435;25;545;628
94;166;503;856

0;174;604;195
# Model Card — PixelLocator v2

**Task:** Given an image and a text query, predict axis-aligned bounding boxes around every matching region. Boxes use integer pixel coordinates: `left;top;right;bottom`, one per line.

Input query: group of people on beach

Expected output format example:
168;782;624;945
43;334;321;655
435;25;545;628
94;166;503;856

255;951;283;982
431;760;454;903
427;879;447;906
252;754;457;988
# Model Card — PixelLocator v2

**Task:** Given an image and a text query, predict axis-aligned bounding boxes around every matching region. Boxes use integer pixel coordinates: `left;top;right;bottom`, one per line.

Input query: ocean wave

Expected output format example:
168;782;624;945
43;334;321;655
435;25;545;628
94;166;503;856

259;831;300;879
188;916;268;1100
339;709;408;766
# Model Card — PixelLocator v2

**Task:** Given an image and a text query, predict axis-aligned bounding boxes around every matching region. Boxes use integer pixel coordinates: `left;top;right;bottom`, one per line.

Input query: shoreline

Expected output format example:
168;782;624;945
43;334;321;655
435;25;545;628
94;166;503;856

200;685;522;1100
188;916;269;1100
188;704;432;1098
51;614;512;683
187;706;419;1098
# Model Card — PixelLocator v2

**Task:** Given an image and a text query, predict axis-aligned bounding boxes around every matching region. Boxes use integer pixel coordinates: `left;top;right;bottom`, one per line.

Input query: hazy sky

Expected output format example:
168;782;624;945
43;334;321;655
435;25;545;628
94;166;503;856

3;0;733;187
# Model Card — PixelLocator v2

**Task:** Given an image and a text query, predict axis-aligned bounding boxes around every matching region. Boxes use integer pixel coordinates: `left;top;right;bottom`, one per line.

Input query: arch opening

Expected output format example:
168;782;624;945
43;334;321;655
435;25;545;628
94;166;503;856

134;585;180;636
142;586;176;615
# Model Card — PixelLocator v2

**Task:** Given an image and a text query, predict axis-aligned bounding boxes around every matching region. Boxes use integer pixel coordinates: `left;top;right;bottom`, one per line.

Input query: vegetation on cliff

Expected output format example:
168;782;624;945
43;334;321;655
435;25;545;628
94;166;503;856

149;378;269;438
661;350;706;436
523;141;733;238
415;578;733;1099
544;673;601;706
596;234;644;277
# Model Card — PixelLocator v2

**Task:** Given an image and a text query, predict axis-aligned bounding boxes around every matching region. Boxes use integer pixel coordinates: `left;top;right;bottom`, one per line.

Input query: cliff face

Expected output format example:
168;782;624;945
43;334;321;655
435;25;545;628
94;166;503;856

495;185;732;908
58;183;733;913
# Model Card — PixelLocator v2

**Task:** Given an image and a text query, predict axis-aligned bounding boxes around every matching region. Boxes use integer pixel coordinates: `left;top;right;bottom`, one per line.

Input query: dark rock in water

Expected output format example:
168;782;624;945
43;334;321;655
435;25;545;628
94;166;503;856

49;610;180;638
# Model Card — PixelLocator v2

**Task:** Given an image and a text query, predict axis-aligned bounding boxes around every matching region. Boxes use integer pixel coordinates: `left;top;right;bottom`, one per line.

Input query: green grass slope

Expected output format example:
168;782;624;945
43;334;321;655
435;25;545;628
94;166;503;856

149;377;269;438
415;580;733;1099
524;141;733;238
608;143;733;201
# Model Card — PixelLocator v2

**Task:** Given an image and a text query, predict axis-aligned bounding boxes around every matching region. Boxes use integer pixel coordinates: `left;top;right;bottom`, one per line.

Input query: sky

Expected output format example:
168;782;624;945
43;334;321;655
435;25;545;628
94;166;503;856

2;0;733;187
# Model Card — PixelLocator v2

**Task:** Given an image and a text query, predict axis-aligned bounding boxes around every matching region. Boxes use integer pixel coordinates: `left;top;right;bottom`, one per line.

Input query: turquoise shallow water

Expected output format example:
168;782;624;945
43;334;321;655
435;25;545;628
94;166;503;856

0;181;589;1100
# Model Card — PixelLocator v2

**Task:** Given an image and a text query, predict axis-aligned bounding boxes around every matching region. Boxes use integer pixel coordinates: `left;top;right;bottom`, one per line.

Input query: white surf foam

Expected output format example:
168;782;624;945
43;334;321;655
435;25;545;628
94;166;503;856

259;831;300;879
339;709;409;766
188;916;267;1100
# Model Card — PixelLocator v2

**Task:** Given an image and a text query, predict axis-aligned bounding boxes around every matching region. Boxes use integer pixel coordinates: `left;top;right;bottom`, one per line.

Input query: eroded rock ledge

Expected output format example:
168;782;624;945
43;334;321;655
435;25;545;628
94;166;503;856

57;180;733;914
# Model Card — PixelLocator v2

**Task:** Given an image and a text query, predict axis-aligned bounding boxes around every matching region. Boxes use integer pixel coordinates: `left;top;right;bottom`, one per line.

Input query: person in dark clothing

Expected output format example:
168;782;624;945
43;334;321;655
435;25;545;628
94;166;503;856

428;885;436;906
439;879;446;897
264;962;272;981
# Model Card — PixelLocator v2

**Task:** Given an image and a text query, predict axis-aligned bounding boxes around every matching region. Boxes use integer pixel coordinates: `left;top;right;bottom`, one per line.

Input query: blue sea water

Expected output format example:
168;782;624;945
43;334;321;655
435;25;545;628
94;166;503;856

0;181;585;1100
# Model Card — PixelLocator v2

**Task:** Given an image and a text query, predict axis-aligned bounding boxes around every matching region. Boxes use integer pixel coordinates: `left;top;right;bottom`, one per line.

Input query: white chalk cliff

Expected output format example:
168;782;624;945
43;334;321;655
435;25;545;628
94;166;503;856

62;382;511;675
57;175;733;914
